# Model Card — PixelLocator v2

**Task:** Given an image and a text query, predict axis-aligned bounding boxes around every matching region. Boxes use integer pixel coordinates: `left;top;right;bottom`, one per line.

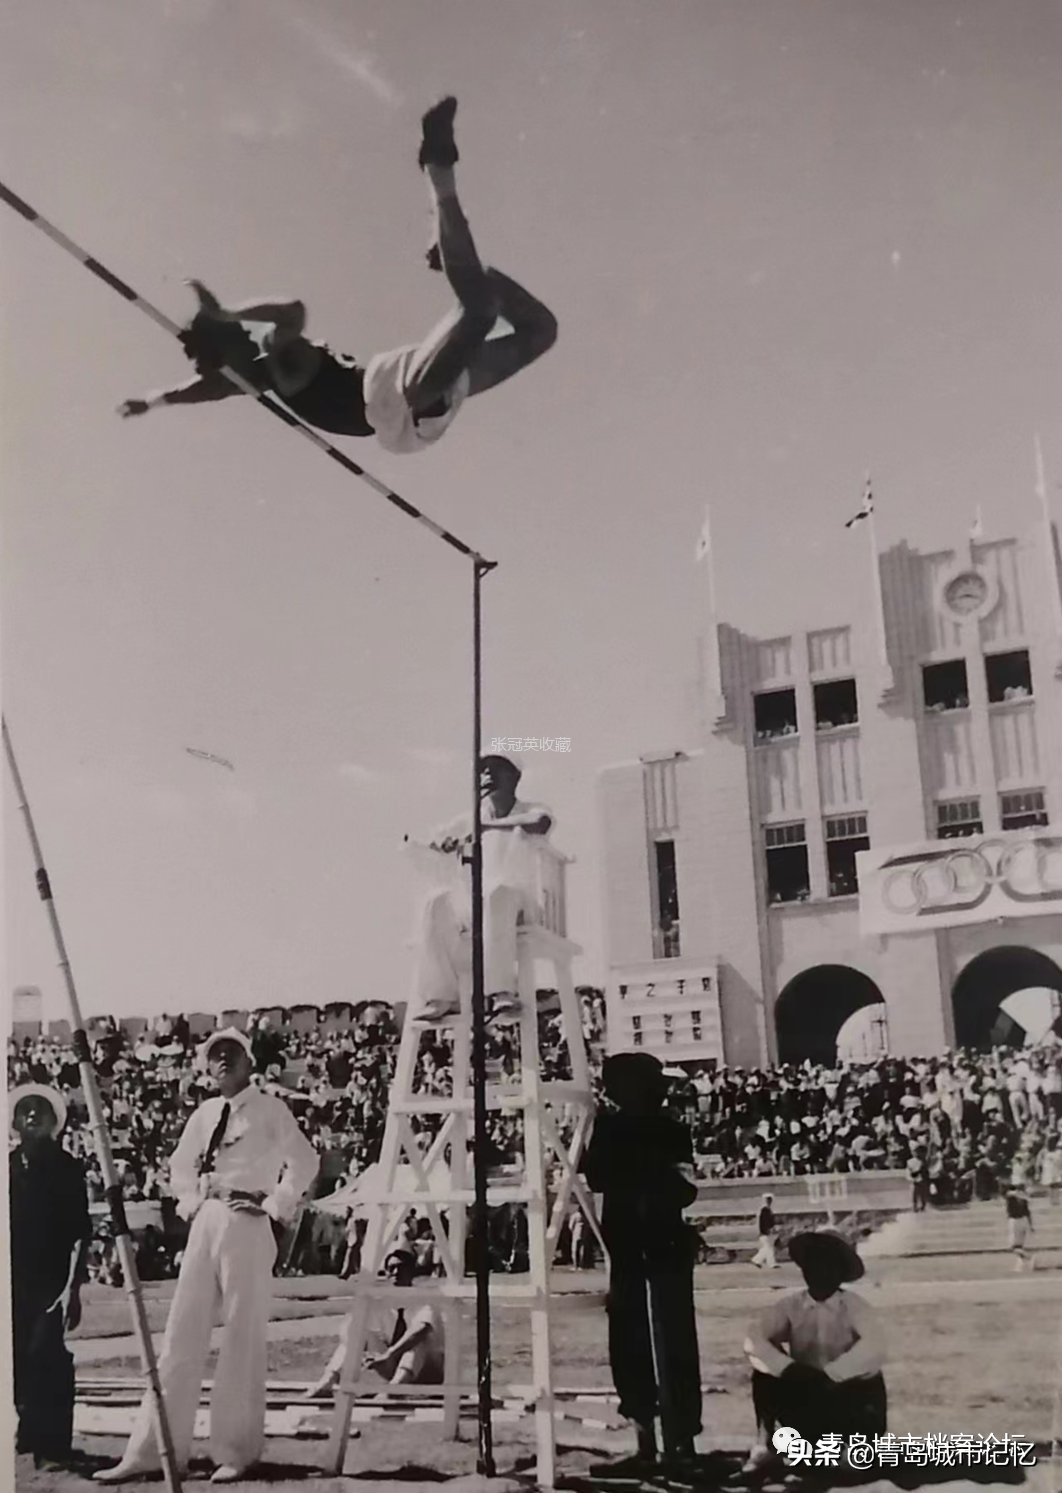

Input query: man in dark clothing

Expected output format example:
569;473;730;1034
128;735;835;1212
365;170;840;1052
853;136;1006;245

752;1193;778;1269
582;1052;702;1478
9;1083;92;1469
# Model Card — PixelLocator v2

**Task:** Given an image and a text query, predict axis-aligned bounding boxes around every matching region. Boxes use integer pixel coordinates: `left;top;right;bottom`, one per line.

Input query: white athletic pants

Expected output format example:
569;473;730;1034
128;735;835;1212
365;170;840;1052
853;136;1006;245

752;1234;776;1269
122;1199;277;1471
414;885;526;1006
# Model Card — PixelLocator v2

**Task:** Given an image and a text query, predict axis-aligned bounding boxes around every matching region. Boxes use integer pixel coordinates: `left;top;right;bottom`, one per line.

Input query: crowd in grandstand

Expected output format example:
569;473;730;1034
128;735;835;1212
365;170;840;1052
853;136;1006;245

8;991;1061;1282
667;1049;1062;1206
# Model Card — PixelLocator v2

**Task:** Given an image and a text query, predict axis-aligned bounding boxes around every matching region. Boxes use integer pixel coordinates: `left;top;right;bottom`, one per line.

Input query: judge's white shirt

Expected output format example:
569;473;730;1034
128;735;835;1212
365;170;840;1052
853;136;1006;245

432;796;554;897
169;1085;320;1222
745;1287;885;1382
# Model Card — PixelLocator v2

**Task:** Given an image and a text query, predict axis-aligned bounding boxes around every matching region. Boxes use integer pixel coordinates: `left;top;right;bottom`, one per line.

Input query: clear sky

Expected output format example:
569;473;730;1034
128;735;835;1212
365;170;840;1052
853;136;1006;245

2;0;1061;1021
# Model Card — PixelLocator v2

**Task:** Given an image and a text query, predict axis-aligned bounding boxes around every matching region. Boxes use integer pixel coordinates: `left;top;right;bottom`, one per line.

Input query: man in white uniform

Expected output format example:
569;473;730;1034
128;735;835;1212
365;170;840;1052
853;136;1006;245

95;1029;319;1485
117;98;556;457
411;751;554;1026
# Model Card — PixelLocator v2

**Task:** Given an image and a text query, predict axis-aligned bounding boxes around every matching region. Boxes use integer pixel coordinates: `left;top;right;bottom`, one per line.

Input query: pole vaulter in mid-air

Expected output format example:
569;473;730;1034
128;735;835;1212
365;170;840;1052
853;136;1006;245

118;98;557;456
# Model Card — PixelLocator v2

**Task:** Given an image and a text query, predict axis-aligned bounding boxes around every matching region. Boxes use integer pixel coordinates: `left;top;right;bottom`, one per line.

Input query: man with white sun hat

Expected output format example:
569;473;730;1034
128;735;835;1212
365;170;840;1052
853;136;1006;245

95;1025;319;1485
409;748;556;1025
10;1082;91;1470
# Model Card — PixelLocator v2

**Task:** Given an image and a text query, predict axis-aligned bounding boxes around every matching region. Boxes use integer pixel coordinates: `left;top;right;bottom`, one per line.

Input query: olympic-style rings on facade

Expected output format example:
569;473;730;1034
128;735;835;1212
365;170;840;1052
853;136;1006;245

880;837;1062;917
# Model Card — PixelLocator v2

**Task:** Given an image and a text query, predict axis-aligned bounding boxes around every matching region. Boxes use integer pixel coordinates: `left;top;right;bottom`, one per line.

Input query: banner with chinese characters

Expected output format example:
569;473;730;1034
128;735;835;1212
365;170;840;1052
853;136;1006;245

607;964;723;1061
857;828;1062;936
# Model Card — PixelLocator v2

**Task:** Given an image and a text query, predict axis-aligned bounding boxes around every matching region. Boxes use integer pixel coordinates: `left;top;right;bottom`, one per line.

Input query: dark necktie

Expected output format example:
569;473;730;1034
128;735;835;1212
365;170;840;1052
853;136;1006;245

199;1101;231;1176
390;1309;407;1345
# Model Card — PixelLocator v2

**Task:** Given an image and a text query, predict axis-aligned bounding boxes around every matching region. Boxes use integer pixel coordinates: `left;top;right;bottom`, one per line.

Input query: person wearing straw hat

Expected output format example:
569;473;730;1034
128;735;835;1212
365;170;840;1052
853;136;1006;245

117;98;556;456
412;749;555;1027
582;1052;703;1479
95;1027;319;1486
743;1229;886;1472
9;1084;91;1471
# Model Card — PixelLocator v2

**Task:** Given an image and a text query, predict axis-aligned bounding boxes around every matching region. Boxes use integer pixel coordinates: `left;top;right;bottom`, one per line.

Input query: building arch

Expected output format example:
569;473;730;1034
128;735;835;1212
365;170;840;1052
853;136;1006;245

775;964;887;1064
951;945;1062;1048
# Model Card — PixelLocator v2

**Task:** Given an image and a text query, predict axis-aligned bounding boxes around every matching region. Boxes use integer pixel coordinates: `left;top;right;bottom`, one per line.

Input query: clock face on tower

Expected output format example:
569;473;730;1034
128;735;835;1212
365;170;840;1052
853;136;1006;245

942;570;989;618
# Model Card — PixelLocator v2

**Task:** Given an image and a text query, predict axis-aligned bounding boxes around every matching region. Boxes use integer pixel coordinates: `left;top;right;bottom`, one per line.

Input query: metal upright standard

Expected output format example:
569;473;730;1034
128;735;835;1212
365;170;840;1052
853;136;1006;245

470;557;496;1475
2;719;184;1493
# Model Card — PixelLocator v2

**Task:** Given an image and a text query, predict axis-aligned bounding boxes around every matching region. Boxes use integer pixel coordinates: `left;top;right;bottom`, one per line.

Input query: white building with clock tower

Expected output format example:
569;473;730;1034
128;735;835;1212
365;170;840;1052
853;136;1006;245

598;511;1062;1066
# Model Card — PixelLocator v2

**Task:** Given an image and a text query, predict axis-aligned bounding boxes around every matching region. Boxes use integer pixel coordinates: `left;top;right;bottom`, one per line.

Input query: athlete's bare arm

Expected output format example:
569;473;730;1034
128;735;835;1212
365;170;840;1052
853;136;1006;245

118;370;250;418
188;280;307;347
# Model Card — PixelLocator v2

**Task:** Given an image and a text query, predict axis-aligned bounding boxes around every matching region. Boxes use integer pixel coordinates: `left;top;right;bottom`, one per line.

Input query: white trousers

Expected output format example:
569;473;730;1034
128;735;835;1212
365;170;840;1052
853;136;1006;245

413;884;527;1007
122;1199;277;1471
752;1234;776;1269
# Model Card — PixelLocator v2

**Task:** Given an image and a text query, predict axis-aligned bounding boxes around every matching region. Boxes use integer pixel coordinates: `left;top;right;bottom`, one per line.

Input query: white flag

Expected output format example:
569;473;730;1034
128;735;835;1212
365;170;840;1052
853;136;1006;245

845;476;874;529
694;507;712;563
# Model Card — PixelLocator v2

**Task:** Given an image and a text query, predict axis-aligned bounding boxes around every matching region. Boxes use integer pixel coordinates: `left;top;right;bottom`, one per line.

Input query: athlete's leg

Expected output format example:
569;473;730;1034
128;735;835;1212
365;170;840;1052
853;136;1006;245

405;100;557;415
463;269;557;398
403;100;499;415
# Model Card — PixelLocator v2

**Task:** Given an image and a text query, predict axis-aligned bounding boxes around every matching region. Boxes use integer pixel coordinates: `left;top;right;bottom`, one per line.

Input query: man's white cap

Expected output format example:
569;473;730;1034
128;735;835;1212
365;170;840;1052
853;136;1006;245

482;749;524;780
196;1026;253;1072
10;1082;68;1136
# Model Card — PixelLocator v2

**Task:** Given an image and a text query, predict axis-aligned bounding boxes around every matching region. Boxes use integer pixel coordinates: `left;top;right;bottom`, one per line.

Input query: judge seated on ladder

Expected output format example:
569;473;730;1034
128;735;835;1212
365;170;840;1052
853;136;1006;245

410;749;561;1027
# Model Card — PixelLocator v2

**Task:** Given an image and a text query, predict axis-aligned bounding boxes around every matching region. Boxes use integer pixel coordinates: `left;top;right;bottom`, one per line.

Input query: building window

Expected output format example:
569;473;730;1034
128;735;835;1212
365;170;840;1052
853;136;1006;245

1000;790;1048;830
986;649;1033;704
644;757;680;833
814;678;859;730
765;822;810;904
652;839;681;959
936;798;982;839
754;688;798;741
923;659;969;713
825;813;869;897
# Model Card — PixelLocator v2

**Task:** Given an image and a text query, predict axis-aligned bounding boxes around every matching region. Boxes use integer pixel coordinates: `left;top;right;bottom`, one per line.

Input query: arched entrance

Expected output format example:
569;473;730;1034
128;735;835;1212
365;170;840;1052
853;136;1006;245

775;965;887;1065
951;946;1062;1048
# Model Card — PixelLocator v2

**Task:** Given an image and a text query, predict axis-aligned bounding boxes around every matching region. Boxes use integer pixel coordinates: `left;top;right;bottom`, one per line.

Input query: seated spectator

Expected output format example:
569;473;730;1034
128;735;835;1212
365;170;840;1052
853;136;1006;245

301;1246;444;1398
743;1229;886;1472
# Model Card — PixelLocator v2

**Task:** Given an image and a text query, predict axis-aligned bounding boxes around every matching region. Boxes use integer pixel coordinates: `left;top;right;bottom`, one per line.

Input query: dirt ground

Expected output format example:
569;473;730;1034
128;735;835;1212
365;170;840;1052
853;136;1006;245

15;1252;1061;1492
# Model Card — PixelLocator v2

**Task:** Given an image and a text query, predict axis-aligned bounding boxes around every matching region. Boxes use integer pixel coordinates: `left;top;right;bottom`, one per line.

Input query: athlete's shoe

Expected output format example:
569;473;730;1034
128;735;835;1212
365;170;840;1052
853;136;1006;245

419;96;459;169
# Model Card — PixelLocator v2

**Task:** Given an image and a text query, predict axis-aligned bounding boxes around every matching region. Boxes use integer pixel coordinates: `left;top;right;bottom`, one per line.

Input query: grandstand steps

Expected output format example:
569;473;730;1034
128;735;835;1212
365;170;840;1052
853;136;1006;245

898;1199;1062;1257
693;1198;1062;1262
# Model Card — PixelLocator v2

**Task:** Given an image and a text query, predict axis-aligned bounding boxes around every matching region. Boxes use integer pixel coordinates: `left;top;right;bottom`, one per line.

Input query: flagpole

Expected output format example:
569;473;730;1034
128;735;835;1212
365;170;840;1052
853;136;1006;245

863;479;889;673
1035;433;1062;641
696;508;728;727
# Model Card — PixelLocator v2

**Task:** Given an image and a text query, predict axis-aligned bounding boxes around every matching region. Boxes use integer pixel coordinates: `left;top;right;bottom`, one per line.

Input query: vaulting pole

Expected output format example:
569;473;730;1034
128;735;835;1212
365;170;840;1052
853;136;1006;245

3;718;184;1493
